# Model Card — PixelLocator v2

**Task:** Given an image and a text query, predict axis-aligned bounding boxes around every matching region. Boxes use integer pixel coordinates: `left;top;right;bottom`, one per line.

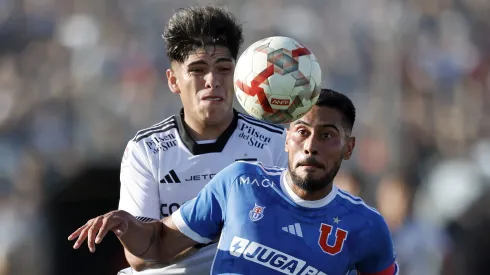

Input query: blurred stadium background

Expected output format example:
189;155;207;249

0;0;490;274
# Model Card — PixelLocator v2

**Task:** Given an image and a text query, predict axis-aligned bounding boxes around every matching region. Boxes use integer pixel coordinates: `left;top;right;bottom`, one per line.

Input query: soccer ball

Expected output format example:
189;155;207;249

234;36;322;124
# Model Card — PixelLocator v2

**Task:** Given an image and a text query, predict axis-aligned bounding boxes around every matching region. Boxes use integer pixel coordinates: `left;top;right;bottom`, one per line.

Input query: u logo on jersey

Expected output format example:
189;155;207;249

249;204;265;222
318;223;348;255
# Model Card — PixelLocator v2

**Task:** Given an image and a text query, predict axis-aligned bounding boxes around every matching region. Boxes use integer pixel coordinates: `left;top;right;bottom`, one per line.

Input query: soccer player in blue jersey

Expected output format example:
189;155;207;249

69;89;399;275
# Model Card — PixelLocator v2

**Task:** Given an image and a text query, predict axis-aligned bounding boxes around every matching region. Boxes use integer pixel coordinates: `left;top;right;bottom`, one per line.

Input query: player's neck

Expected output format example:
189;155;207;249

183;112;234;141
286;172;333;201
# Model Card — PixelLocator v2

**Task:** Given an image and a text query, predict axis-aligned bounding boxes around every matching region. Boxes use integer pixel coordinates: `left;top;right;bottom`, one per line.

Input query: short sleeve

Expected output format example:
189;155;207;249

171;163;234;244
356;215;398;274
118;140;160;221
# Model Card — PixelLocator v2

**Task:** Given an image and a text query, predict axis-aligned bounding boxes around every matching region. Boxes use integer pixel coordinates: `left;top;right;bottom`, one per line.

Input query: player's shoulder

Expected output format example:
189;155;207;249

131;115;178;144
236;112;286;137
335;188;385;225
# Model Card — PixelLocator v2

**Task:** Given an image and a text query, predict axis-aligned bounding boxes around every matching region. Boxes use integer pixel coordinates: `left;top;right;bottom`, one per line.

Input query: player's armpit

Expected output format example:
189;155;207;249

358;262;399;275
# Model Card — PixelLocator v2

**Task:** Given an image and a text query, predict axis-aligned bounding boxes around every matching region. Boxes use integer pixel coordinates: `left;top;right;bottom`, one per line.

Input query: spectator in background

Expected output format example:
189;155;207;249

376;173;448;275
334;169;363;196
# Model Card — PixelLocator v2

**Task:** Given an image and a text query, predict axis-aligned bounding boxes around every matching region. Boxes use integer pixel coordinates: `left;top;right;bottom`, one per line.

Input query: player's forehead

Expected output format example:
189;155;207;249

292;106;343;128
182;46;234;67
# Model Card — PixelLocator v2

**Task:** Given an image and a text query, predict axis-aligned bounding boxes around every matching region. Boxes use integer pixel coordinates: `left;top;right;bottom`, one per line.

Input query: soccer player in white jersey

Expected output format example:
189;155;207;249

116;5;288;274
69;90;399;275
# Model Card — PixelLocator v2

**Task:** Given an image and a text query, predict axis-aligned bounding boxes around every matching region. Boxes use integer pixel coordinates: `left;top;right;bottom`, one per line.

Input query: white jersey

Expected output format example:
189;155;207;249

118;109;288;274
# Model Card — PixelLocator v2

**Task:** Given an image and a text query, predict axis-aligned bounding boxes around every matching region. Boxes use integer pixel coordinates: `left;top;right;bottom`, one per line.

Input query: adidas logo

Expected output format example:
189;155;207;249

282;223;303;237
160;170;181;183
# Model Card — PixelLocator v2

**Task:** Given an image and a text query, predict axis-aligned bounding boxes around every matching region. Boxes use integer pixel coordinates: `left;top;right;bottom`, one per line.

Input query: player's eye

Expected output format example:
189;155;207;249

189;68;206;74
323;132;333;139
218;67;232;73
296;129;308;136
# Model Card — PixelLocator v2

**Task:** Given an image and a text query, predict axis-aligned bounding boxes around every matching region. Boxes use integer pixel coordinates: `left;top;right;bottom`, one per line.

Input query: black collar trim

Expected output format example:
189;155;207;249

175;108;238;155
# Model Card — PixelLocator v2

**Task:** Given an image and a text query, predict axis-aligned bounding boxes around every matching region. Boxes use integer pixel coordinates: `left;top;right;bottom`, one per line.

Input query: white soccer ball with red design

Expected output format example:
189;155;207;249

234;36;322;124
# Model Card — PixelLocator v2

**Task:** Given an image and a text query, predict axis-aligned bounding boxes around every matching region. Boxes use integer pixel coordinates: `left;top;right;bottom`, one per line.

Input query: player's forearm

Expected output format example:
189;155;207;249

118;220;164;263
124;249;166;272
125;247;197;271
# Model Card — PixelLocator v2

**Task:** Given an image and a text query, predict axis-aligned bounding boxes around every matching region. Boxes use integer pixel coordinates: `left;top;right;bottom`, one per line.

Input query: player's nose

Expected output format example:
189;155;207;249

303;136;318;155
204;71;221;89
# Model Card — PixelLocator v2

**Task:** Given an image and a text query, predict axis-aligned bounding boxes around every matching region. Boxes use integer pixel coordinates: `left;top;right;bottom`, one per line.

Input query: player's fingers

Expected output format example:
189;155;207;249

68;218;96;241
87;217;103;253
68;224;88;241
73;224;91;249
112;216;129;237
95;215;118;244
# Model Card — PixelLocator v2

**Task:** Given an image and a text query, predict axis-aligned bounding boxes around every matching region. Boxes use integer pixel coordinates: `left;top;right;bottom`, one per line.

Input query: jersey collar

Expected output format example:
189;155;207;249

175;108;239;155
280;171;338;208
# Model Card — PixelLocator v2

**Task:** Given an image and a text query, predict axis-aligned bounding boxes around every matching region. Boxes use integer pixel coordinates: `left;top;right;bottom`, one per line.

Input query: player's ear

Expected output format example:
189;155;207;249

342;136;355;160
166;68;180;94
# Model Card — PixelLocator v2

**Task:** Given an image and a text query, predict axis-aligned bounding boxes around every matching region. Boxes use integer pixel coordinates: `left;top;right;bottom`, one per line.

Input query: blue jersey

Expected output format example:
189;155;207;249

172;161;398;275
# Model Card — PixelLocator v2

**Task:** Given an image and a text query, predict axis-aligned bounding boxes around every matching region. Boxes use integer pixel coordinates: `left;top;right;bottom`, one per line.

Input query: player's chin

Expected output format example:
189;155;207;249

200;106;232;123
298;166;323;174
296;167;324;179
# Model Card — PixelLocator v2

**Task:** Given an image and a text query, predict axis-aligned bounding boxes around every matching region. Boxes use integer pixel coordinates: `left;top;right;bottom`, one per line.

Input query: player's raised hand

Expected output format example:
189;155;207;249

68;210;134;253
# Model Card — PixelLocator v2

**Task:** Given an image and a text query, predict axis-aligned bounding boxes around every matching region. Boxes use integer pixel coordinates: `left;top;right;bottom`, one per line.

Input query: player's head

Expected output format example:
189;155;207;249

285;89;356;192
163;5;244;126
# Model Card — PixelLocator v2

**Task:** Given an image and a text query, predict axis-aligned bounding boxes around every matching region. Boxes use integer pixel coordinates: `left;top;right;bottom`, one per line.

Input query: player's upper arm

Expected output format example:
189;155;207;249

118;140;160;221
171;162;236;243
355;214;399;275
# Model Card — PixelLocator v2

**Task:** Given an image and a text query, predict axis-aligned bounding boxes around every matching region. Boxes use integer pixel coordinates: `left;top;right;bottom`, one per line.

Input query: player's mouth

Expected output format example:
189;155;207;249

299;165;322;171
297;159;324;169
202;96;224;102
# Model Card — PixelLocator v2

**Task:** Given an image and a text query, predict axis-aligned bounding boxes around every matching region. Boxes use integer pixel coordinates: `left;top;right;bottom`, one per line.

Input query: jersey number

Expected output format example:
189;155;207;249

318;223;348;255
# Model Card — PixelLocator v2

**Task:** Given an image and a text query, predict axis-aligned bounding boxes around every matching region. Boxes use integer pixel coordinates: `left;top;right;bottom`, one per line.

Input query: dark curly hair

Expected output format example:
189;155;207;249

316;89;356;133
162;5;244;63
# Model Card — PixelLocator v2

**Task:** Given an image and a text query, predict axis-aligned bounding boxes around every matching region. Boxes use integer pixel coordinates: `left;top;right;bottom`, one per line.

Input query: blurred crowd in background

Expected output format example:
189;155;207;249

1;0;490;274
